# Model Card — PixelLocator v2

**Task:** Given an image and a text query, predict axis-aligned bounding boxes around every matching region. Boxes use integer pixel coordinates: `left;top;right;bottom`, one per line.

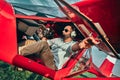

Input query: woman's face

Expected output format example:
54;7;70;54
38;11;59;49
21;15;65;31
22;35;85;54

62;25;73;38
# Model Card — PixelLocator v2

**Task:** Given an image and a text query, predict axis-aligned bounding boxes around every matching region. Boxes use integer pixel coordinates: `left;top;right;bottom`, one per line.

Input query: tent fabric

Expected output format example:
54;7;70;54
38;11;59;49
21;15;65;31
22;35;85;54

6;0;80;17
89;46;120;77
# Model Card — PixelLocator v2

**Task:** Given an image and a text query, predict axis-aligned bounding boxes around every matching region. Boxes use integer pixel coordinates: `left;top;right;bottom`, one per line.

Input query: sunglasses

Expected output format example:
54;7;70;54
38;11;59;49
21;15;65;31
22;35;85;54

64;29;69;32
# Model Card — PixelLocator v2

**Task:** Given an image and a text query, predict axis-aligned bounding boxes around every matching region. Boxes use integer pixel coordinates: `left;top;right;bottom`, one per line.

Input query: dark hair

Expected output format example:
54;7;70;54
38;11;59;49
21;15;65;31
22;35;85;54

55;22;85;40
64;22;76;31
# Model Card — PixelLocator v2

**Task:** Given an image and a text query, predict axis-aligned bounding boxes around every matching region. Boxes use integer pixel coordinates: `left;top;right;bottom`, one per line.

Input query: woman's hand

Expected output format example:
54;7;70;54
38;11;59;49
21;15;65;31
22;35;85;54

79;37;100;49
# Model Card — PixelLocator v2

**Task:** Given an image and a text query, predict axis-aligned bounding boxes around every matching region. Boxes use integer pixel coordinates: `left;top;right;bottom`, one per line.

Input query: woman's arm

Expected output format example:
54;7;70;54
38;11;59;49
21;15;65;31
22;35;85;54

72;37;99;52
